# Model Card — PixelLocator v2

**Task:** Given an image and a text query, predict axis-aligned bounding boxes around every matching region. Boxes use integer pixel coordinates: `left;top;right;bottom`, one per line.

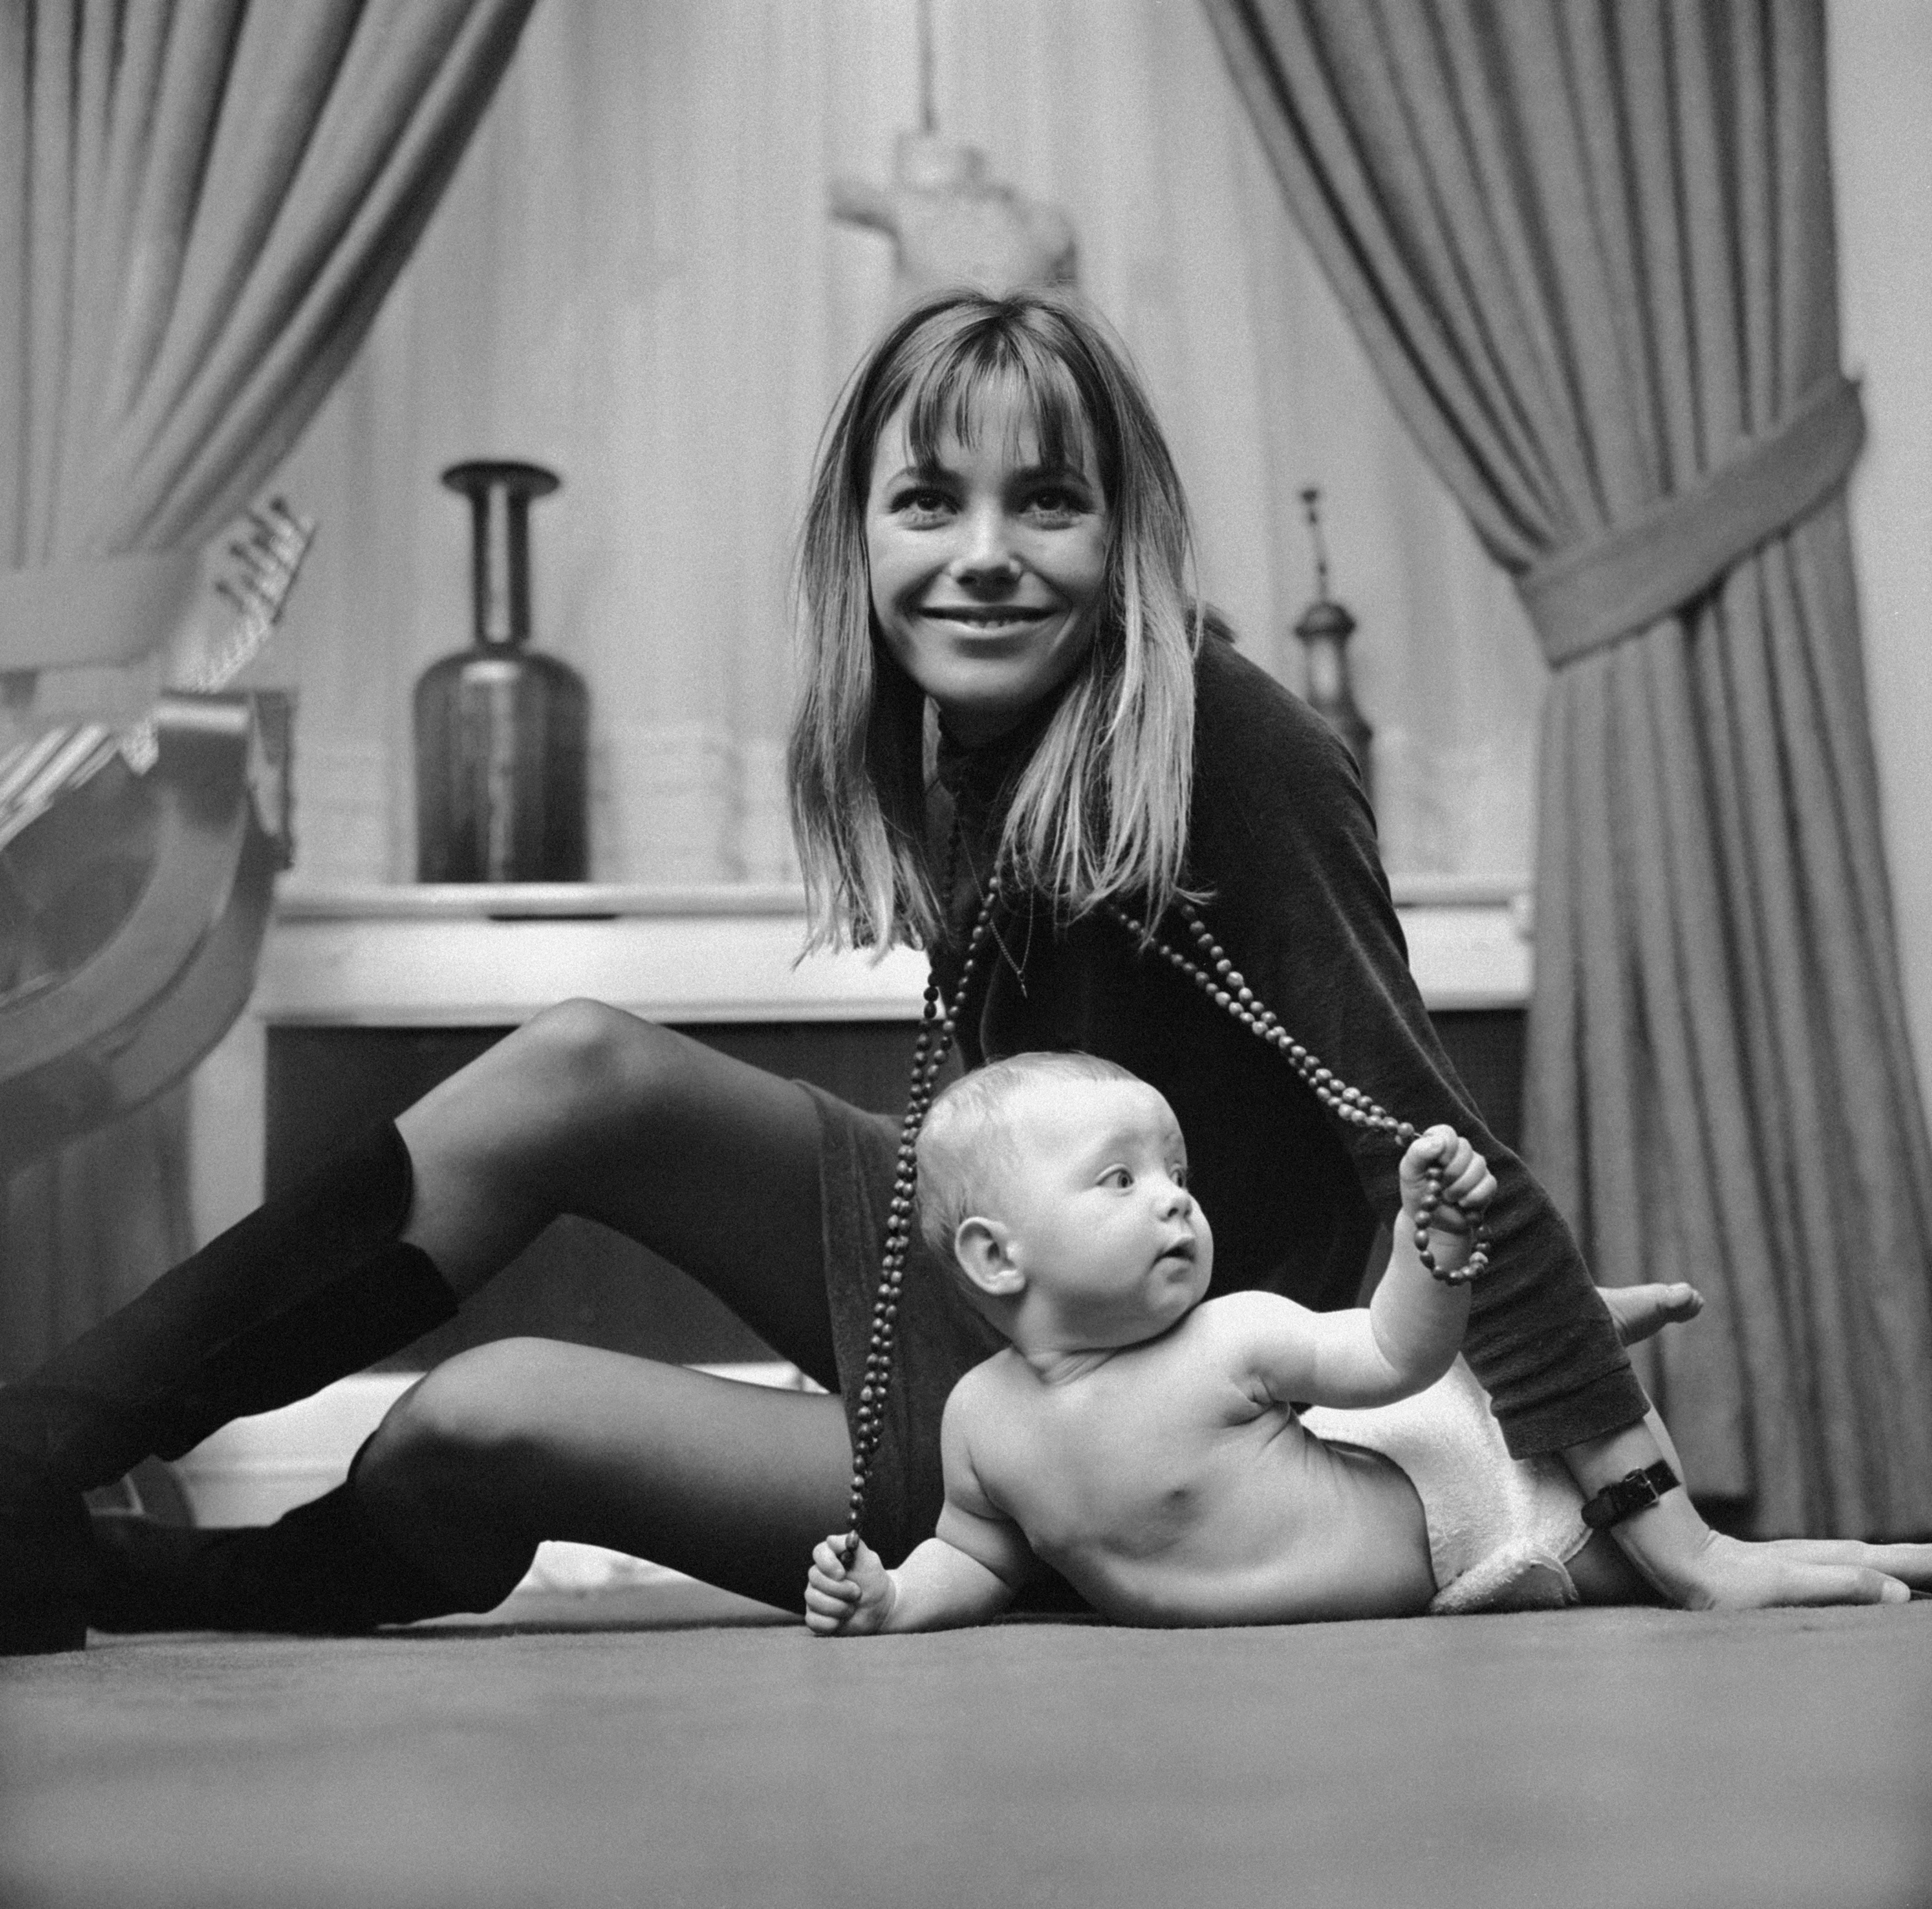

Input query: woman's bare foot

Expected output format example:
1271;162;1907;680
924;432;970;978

1602;1282;1704;1347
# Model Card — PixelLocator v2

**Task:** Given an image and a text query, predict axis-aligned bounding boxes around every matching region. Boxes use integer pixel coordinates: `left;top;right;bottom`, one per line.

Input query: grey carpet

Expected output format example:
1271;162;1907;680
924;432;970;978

3;1590;1929;1909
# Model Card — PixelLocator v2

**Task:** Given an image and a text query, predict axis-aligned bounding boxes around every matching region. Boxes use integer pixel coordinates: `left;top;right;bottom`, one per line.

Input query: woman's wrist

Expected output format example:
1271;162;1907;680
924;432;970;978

1559;1422;1711;1603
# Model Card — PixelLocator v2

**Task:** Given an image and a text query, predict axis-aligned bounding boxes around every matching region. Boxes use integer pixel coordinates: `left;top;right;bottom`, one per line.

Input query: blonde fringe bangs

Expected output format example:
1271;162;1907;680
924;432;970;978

789;291;1202;955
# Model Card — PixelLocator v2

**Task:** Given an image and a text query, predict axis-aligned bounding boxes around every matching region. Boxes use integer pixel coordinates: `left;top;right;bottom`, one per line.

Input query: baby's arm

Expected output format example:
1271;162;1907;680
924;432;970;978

805;1386;1034;1636
1245;1125;1494;1410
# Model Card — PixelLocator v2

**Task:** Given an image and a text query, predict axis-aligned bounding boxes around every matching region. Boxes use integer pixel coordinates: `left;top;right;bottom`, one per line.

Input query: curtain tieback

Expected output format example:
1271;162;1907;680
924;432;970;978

0;550;203;674
1521;374;1866;669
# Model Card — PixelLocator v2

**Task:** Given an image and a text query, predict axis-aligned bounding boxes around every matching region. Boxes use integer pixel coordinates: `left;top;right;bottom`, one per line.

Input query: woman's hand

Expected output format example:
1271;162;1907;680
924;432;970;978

1666;1526;1931;1609
805;1534;897;1636
1567;1416;1931;1608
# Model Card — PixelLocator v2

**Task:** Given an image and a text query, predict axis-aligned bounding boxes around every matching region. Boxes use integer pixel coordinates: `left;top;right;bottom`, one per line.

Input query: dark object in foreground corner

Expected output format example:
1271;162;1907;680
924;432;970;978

415;460;589;882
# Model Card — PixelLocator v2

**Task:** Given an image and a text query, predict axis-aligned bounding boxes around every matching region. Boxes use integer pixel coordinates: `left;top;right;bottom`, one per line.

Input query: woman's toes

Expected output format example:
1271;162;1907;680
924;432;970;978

1602;1282;1705;1347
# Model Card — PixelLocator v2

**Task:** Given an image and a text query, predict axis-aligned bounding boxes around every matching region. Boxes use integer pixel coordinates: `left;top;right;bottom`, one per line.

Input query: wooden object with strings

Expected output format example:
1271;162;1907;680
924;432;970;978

0;504;314;1171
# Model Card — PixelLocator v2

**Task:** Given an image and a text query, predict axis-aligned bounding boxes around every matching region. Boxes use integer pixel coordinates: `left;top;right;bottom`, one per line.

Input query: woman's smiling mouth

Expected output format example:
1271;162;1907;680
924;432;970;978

920;605;1055;630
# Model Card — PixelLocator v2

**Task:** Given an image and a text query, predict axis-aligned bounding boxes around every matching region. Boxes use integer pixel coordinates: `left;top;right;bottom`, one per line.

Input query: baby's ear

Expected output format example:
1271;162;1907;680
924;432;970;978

953;1217;1023;1298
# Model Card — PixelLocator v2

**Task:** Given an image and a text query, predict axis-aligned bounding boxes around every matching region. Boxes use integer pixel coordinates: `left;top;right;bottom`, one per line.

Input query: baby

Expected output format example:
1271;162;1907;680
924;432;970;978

806;1050;1656;1633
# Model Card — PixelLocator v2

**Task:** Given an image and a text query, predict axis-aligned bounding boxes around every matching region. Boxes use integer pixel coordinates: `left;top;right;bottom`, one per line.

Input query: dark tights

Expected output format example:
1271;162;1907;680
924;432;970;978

352;1001;853;1613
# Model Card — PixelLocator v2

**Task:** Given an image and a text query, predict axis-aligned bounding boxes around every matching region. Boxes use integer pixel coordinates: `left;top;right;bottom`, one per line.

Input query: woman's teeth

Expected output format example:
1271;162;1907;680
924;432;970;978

928;607;1046;626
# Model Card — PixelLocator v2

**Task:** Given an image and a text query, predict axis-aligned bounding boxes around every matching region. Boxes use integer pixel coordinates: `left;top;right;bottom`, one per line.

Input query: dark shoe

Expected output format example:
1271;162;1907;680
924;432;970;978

89;1482;473;1635
0;1476;91;1653
0;1124;460;1655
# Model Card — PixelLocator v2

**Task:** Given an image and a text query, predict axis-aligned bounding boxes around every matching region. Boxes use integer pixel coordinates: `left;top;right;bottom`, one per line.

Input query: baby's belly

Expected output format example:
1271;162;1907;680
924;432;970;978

1039;1441;1438;1627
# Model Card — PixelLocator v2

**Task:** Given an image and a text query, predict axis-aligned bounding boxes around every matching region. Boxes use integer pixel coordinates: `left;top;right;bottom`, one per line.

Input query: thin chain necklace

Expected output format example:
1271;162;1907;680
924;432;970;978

840;866;1491;1562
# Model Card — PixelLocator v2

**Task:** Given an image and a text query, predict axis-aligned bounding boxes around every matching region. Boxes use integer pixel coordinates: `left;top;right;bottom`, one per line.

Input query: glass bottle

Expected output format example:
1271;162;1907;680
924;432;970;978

414;461;588;881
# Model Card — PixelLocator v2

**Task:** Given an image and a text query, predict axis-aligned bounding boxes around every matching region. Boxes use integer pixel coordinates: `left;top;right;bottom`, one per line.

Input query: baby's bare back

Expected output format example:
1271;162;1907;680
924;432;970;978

961;1312;1439;1625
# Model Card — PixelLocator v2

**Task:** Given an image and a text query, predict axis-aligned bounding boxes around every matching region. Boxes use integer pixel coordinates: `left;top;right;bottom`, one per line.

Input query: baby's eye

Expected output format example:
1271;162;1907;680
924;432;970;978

1171;1163;1189;1188
1099;1166;1133;1190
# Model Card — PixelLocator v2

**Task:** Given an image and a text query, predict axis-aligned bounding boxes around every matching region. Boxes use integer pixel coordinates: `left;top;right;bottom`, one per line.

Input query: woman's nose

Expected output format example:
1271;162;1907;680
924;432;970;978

951;506;1019;585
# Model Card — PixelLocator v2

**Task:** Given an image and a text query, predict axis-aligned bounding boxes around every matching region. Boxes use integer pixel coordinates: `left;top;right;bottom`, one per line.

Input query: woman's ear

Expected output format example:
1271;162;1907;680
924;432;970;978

953;1217;1024;1298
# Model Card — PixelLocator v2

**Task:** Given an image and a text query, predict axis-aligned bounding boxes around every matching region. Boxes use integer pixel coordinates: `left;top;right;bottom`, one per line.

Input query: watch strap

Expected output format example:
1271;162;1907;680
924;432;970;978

1579;1459;1682;1531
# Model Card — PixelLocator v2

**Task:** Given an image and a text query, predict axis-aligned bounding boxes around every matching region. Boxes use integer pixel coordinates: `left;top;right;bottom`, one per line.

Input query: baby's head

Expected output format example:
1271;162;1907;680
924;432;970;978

917;1052;1213;1350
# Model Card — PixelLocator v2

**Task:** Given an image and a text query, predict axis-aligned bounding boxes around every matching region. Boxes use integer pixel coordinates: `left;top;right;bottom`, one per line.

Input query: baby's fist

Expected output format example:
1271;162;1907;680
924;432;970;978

805;1533;894;1636
1399;1125;1495;1267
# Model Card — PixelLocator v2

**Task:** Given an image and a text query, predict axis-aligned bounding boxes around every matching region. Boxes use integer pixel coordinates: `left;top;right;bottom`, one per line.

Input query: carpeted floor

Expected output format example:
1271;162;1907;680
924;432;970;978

3;1589;1929;1909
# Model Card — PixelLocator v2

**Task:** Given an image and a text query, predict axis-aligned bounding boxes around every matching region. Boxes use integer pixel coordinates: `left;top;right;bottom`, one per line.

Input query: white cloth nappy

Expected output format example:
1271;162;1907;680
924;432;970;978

1299;1356;1591;1615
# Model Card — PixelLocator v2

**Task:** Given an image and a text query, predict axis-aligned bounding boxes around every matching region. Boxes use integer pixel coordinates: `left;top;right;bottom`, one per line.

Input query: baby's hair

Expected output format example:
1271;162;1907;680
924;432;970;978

789;288;1201;954
916;1051;1143;1272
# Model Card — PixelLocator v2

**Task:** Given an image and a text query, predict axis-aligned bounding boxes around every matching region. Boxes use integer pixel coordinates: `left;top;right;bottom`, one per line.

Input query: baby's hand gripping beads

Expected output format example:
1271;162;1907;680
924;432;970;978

1397;1124;1497;1281
806;1534;895;1637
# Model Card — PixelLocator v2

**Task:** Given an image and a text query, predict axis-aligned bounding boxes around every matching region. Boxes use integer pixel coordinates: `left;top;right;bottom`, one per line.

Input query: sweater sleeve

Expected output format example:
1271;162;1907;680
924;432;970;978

1186;641;1648;1457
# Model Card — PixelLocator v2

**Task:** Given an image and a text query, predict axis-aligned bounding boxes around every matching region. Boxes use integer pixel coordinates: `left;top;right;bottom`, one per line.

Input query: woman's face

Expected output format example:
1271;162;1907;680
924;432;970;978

865;387;1110;745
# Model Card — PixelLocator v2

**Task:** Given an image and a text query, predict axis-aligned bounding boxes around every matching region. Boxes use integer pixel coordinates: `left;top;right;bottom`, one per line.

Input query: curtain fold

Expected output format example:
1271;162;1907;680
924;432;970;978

1204;0;1932;1535
1;0;537;1375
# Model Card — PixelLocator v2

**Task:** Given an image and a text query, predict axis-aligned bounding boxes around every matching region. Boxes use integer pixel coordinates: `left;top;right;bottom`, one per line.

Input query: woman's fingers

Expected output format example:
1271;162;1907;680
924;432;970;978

1764;1537;1932;1591
1771;1564;1910;1606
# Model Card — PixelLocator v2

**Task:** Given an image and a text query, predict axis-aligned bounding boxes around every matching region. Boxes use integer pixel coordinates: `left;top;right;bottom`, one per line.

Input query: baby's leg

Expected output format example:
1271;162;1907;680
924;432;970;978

356;1340;853;1612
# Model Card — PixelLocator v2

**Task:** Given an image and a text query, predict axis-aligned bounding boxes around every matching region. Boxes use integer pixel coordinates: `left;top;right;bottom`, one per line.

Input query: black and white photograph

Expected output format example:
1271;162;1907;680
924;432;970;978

2;1;1931;1904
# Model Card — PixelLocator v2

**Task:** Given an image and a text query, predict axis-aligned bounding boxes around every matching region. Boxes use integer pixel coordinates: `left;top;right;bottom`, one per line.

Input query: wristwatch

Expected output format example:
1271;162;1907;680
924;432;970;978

1579;1460;1682;1531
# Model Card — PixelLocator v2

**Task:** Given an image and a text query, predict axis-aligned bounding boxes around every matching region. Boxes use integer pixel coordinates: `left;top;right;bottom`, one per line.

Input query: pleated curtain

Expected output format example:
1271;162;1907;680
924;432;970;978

0;0;537;1373
1204;0;1932;1536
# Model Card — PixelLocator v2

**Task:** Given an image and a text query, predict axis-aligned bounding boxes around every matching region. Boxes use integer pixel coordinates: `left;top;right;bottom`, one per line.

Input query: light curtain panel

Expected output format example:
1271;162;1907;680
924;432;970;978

265;0;1548;888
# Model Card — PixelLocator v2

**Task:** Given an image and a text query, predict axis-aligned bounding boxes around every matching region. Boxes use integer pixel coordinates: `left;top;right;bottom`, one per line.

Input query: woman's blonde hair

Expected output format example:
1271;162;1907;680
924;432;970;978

789;288;1201;951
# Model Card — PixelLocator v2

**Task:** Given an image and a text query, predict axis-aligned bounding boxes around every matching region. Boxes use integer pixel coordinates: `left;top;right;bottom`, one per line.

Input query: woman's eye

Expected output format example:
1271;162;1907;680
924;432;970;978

892;487;952;519
1025;487;1087;521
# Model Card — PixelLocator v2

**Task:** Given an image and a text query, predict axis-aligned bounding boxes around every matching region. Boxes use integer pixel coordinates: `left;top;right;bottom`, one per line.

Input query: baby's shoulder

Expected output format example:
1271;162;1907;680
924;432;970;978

944;1347;1028;1422
1175;1291;1320;1387
1185;1289;1305;1342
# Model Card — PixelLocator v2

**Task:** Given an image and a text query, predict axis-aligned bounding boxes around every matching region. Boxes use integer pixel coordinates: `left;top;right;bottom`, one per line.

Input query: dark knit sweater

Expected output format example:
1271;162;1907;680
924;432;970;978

929;633;1647;1459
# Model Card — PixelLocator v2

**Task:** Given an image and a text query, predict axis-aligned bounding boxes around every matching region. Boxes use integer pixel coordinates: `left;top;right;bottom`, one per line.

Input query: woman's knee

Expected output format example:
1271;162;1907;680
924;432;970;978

508;999;692;1133
355;1339;560;1518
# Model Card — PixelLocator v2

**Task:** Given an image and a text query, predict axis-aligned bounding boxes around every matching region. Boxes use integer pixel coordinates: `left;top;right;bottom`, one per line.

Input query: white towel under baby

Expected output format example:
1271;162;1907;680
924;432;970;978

1299;1356;1591;1615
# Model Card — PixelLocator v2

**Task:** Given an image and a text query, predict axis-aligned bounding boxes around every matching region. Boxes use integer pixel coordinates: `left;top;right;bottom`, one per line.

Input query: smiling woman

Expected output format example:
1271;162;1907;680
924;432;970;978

791;293;1199;954
863;396;1110;746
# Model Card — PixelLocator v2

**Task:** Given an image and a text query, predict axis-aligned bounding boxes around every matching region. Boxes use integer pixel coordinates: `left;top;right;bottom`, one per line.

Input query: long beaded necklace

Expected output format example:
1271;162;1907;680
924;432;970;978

839;865;1491;1563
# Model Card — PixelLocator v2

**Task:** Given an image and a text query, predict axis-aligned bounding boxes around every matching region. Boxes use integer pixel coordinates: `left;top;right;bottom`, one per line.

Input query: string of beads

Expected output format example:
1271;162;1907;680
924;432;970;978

1103;898;1490;1286
840;864;1003;1566
840;871;1490;1563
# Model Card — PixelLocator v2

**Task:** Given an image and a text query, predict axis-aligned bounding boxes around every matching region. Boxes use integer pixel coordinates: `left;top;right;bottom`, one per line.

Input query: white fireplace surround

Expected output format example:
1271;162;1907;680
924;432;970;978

190;876;1532;1241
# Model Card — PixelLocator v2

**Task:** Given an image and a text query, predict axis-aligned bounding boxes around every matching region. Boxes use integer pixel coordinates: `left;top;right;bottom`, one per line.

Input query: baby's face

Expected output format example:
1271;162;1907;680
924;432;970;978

985;1078;1213;1346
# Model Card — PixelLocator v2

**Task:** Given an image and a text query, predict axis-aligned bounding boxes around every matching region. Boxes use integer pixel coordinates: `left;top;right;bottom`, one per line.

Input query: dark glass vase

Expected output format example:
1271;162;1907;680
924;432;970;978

414;461;588;882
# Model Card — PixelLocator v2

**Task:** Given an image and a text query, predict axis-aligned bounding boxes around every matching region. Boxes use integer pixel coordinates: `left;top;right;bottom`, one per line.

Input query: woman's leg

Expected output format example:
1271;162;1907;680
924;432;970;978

395;1000;838;1383
6;1000;847;1649
354;1340;852;1613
